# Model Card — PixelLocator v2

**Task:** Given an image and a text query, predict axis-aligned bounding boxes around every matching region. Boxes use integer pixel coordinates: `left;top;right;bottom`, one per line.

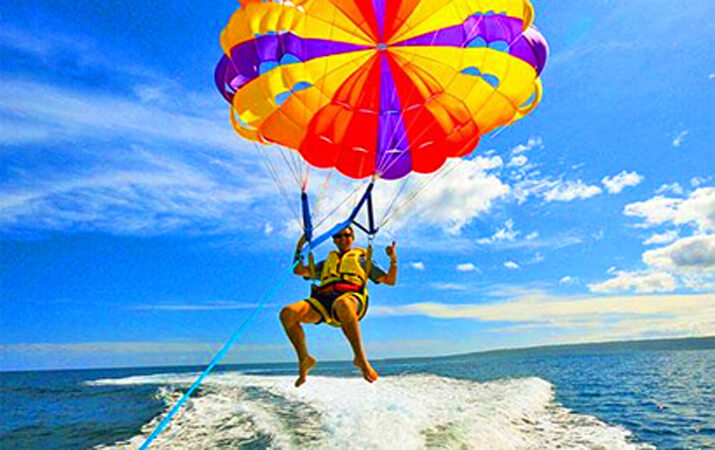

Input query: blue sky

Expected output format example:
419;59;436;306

1;0;714;371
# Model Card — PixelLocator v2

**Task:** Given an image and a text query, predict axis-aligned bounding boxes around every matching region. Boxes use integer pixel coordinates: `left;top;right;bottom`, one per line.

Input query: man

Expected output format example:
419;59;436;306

279;226;397;387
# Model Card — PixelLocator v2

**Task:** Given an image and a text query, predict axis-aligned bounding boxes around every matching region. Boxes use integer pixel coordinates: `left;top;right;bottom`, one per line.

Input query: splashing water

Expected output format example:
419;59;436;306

91;373;650;449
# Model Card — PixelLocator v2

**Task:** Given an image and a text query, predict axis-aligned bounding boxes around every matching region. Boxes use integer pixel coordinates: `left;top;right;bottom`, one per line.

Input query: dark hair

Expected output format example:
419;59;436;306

332;225;354;238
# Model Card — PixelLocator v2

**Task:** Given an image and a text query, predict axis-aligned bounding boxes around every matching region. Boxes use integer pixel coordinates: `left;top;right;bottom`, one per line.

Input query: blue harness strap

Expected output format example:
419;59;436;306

299;182;378;258
140;260;299;449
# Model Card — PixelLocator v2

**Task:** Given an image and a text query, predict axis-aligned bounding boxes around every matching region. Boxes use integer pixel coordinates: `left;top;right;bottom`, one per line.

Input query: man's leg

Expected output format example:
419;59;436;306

333;296;379;383
279;301;321;387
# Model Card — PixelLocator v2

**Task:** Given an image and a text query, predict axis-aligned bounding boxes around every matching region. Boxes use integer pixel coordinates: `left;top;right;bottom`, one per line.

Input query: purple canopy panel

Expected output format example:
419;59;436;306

371;0;387;42
215;55;238;103
521;26;549;75
394;14;548;75
225;34;370;91
376;53;412;180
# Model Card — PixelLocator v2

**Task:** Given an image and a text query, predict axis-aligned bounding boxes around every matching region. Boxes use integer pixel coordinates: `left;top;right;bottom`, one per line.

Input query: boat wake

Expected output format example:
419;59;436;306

90;372;651;449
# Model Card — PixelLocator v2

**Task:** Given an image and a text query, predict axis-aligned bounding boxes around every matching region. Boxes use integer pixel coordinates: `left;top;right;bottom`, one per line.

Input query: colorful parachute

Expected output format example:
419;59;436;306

215;0;547;181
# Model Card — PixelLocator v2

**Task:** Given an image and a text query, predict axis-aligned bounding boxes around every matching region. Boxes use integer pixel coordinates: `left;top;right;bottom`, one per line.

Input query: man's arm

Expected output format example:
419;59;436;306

376;241;397;286
293;235;314;278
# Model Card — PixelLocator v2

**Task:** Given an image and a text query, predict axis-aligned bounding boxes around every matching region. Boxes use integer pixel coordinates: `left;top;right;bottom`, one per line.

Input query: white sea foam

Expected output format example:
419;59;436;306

92;372;652;449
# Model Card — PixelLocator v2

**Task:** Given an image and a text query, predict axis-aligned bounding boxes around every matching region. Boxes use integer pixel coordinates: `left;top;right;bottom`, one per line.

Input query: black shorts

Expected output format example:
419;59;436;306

305;288;368;327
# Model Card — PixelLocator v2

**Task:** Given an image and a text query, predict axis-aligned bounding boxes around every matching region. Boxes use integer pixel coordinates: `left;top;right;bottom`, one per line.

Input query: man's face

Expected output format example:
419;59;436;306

332;228;354;252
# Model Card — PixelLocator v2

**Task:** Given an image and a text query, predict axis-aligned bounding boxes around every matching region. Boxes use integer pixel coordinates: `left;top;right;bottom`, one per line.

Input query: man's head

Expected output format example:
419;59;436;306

332;226;355;252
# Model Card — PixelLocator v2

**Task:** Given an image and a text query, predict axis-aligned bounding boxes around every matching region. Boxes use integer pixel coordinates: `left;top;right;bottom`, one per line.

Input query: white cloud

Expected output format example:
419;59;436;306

588;270;676;294
507;155;528;167
456;263;478;272
511;137;543;154
373;293;715;341
430;282;470;291
0;41;299;237
559;276;576;285
624;187;715;231
0;341;218;354
591;235;714;294
512;172;606;205
601;171;644;194
130;301;264;311
530;252;545;264
642;234;715;272
643;230;679;245
386;157;509;234
681;276;715;292
672;130;689;147
656;183;683;195
477;219;520;244
504;261;520;270
0;78;235;148
473;155;505;171
691;177;710;187
526;231;539;240
0;149;276;235
410;262;425;270
264;223;274;234
543;180;602;202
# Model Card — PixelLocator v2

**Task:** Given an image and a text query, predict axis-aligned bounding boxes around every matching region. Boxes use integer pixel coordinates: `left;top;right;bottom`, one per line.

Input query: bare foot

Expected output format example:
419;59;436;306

353;358;379;383
295;355;317;387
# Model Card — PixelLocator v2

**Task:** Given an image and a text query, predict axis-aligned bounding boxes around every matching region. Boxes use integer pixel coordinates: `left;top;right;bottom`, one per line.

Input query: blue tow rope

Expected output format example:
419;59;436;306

140;261;299;449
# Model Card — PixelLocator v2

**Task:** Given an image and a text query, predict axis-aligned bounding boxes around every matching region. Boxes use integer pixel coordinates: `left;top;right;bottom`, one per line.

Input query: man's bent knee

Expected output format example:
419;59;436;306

280;306;296;326
333;298;358;322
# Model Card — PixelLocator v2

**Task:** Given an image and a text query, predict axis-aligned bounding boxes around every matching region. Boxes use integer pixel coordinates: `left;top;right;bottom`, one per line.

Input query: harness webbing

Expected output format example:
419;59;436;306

140;260;299;449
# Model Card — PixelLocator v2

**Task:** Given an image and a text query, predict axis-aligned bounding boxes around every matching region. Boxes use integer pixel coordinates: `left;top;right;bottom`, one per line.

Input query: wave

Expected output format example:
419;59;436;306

91;372;652;449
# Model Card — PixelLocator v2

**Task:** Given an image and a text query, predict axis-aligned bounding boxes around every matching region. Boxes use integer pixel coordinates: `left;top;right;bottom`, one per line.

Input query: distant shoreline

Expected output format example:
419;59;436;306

2;335;713;374
425;335;715;360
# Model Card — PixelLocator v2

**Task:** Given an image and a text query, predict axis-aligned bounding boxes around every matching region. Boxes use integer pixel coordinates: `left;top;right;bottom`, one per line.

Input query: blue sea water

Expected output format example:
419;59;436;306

1;338;713;449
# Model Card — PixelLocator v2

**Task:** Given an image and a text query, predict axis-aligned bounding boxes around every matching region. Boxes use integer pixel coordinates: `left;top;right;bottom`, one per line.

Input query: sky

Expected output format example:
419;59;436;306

1;0;714;371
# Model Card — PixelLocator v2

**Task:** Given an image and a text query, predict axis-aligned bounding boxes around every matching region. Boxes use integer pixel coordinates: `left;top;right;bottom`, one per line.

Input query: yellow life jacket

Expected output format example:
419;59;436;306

319;247;368;291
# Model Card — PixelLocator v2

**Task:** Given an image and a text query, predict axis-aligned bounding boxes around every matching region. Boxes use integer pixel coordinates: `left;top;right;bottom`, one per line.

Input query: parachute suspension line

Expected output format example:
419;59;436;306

312;180;367;231
312;169;334;223
253;143;301;226
380;159;463;228
276;144;303;187
253;142;302;228
381;162;459;227
301;164;311;193
379;175;412;228
140;260;300;450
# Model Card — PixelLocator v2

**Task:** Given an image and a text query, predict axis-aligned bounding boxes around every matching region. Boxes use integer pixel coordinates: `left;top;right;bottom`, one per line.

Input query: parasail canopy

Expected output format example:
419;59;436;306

216;0;548;181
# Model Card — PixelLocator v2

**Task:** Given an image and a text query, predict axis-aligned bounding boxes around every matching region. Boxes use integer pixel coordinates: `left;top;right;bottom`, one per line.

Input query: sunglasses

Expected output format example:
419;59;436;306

333;232;353;239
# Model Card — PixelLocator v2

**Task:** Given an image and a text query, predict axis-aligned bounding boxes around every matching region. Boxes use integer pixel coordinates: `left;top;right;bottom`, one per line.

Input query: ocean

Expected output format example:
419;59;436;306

2;338;713;449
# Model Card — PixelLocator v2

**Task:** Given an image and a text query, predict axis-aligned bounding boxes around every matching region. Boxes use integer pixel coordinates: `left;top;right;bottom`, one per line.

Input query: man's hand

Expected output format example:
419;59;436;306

386;241;397;262
293;234;311;277
378;241;398;286
297;234;307;250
